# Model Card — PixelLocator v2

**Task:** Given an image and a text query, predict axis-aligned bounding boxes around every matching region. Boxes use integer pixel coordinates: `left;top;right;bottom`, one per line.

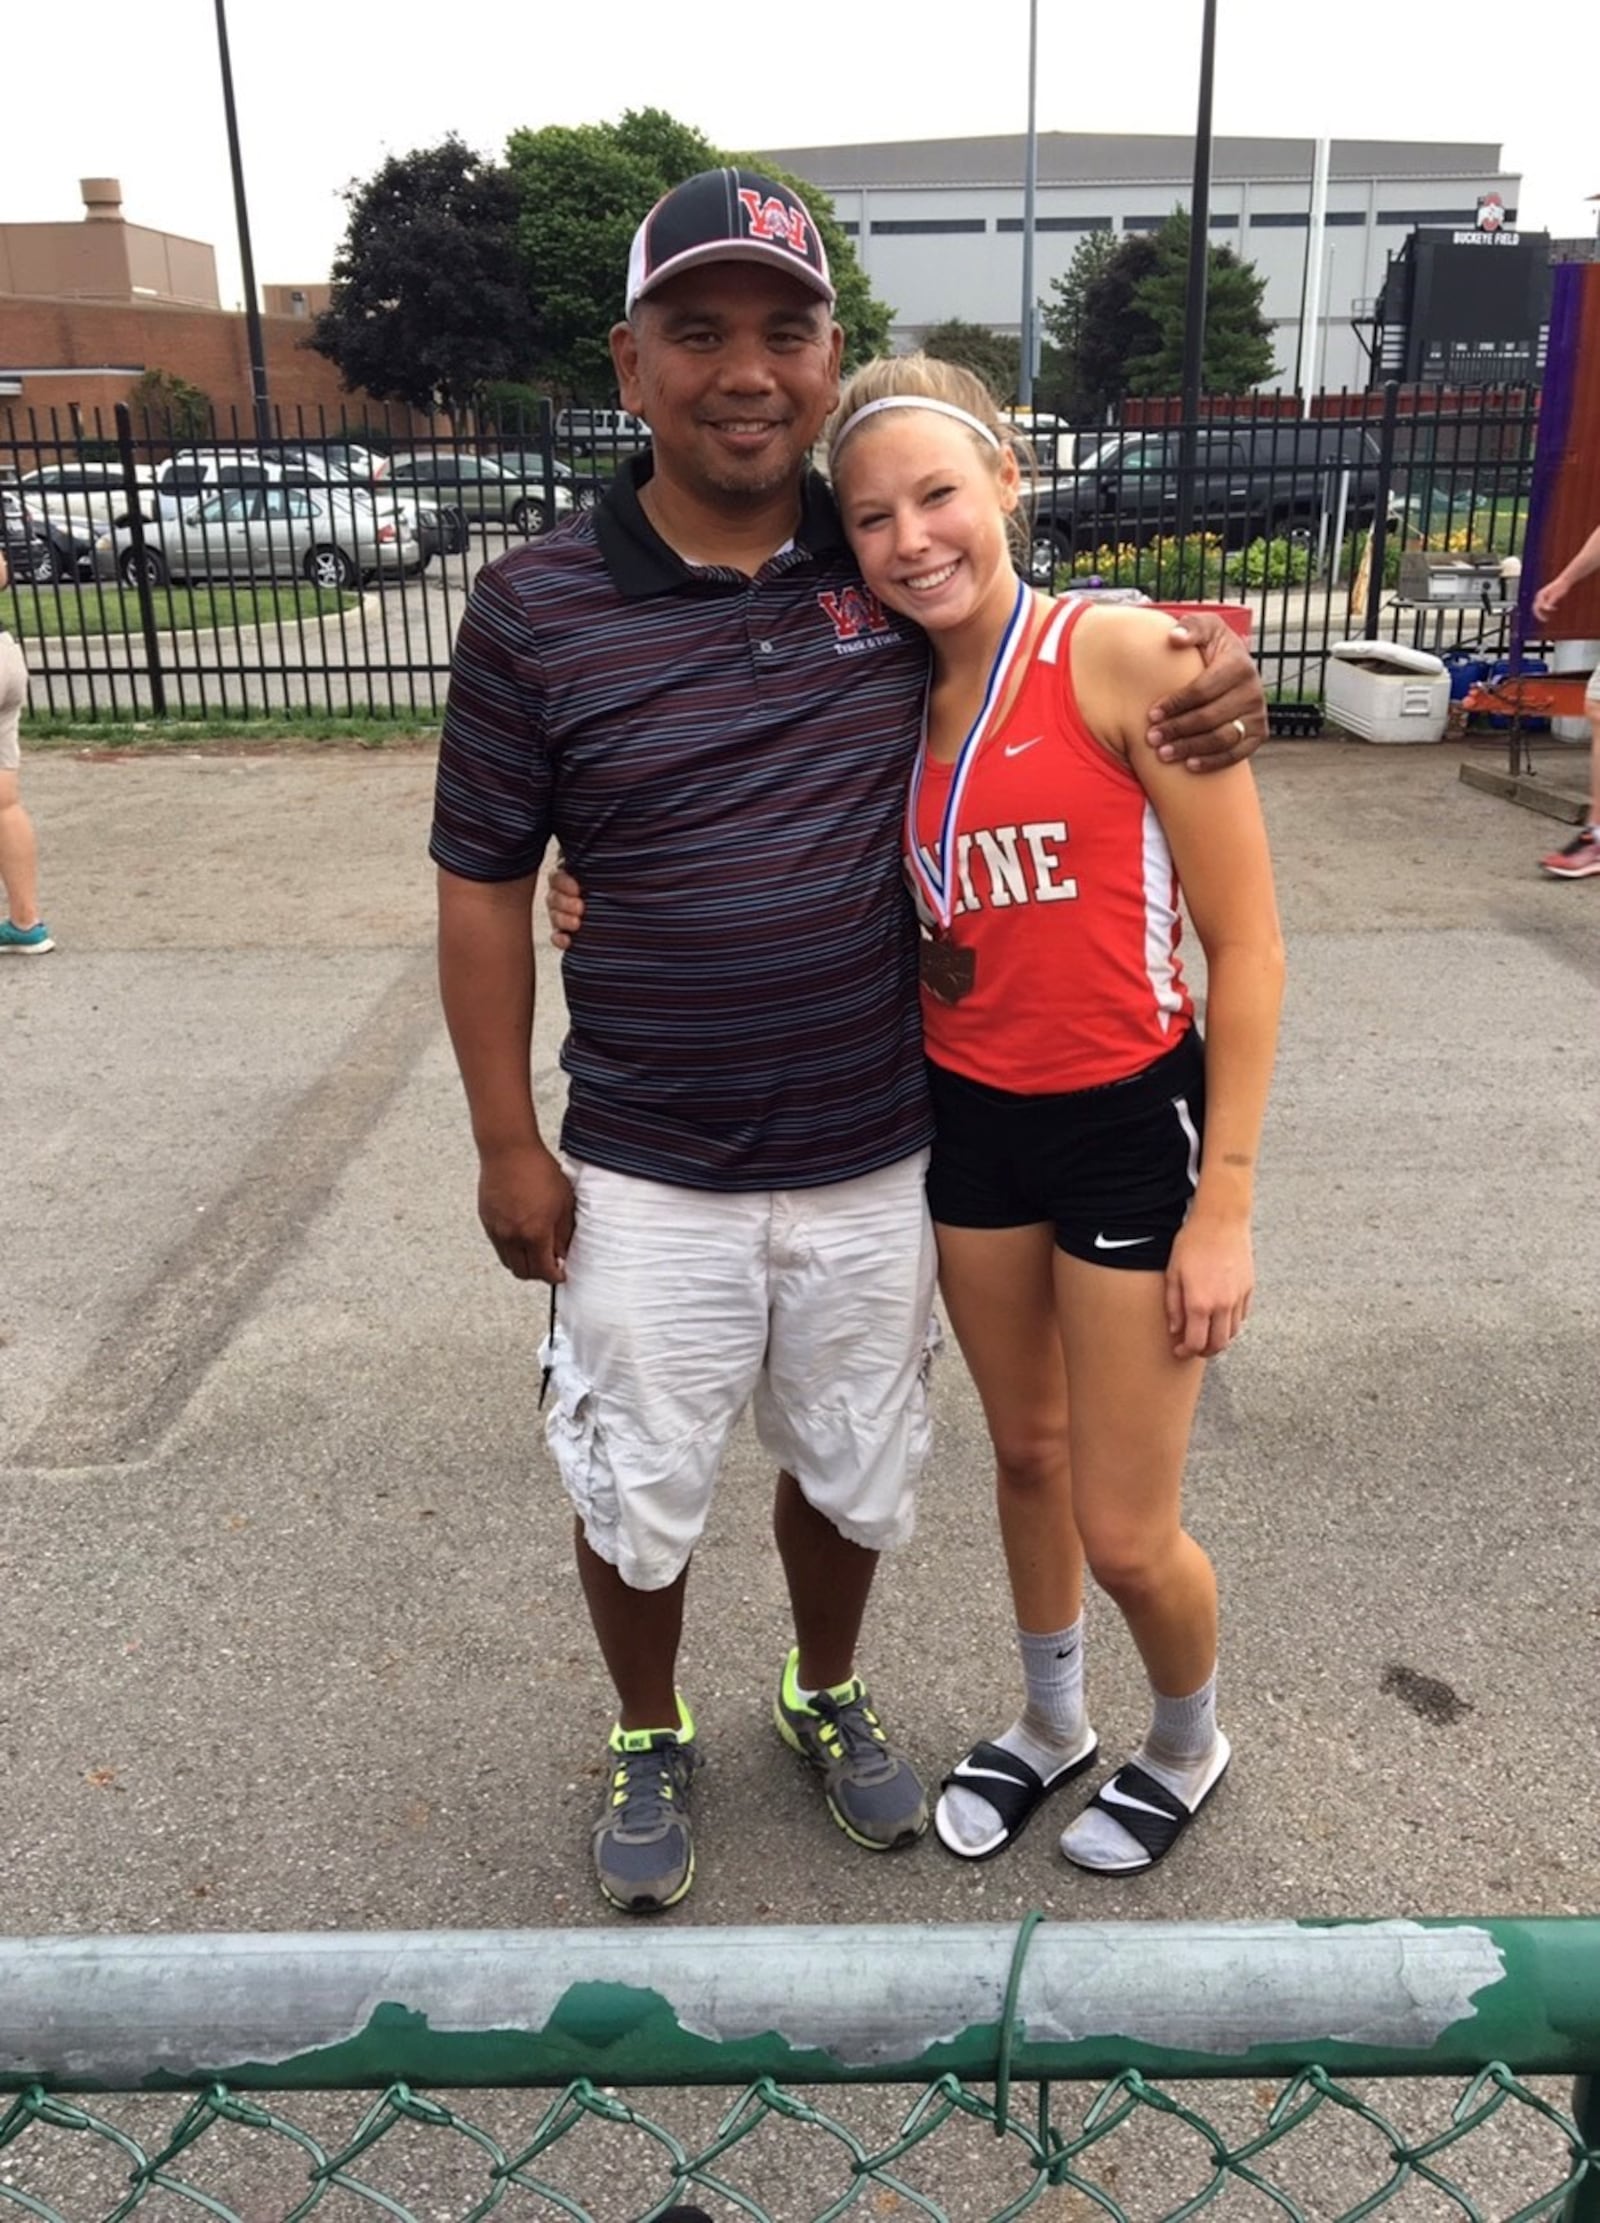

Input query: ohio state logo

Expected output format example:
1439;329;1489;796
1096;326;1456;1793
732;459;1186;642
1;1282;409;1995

817;585;889;641
738;189;811;255
1477;194;1505;232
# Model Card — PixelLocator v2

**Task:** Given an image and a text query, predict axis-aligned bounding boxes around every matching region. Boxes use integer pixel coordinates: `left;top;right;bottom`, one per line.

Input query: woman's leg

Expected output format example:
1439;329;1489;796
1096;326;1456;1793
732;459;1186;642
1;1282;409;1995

933;1221;1095;1855
1053;1254;1226;1870
0;769;43;929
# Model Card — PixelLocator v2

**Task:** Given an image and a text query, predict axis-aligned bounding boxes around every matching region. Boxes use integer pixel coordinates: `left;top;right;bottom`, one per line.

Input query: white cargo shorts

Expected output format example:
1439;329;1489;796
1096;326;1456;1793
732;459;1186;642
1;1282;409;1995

541;1152;939;1592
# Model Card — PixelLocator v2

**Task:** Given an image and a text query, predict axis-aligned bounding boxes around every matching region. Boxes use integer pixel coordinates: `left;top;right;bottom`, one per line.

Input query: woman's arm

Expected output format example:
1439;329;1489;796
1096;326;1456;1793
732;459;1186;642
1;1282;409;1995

1076;607;1287;1358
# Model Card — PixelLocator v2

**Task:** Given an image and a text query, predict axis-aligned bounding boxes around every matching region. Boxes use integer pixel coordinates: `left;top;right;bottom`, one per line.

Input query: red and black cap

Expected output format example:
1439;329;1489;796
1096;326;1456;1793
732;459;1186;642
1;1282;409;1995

625;167;835;314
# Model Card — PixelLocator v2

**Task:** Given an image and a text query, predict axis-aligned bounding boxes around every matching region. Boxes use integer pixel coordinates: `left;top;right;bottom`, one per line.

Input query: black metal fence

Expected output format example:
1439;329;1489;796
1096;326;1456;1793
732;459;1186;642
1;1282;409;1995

0;386;1545;726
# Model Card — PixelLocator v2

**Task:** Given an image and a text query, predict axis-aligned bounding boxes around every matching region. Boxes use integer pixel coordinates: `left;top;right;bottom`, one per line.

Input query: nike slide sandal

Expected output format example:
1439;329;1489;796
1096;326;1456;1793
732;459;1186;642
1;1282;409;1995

934;1728;1100;1862
1059;1733;1231;1874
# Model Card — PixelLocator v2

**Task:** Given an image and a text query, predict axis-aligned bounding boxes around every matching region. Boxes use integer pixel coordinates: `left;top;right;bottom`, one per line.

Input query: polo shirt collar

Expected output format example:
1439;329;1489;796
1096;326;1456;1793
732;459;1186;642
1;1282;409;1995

594;453;847;598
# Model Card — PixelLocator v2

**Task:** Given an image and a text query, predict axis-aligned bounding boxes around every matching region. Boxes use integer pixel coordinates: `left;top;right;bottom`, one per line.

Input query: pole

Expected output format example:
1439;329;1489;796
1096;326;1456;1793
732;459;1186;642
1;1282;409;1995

1174;0;1218;559
1018;0;1040;406
214;0;272;448
1298;136;1331;413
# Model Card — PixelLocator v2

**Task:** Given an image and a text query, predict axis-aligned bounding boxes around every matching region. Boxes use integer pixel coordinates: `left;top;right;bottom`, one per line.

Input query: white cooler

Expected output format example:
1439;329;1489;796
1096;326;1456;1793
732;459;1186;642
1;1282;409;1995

1324;641;1450;745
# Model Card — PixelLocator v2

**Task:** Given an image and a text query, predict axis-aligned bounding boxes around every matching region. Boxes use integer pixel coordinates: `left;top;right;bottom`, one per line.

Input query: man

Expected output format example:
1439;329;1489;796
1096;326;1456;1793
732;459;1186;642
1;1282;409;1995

431;167;1268;1914
1531;524;1600;879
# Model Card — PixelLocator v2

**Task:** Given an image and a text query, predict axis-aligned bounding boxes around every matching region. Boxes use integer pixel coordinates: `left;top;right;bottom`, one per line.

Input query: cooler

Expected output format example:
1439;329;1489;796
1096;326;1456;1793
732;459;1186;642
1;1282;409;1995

1324;641;1450;744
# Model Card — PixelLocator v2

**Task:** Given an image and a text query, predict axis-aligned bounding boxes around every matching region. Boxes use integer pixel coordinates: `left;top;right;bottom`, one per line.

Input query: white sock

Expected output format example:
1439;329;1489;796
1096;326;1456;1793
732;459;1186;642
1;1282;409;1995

939;1619;1092;1853
1060;1673;1224;1870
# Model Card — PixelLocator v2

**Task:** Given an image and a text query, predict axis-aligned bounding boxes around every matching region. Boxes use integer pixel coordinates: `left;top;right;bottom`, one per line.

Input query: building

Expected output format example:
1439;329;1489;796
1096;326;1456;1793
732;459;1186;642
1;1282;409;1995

0;182;412;437
760;134;1523;394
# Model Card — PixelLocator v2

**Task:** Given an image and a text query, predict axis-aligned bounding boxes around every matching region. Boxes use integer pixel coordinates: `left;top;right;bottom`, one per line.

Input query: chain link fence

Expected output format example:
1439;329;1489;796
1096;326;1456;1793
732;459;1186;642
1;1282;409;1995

0;1919;1595;2222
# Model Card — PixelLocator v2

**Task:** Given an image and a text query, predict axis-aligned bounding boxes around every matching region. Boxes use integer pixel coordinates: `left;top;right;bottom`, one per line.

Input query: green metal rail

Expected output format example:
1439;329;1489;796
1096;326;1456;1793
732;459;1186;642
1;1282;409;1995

0;1918;1594;2221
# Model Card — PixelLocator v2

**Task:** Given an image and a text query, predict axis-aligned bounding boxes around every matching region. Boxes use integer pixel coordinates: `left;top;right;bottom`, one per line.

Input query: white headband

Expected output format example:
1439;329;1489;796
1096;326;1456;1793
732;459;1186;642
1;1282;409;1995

828;394;1003;468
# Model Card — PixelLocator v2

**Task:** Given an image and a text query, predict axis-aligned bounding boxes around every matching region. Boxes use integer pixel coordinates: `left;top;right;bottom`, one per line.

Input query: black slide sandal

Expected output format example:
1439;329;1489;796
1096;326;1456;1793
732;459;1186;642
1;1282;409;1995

934;1730;1099;1861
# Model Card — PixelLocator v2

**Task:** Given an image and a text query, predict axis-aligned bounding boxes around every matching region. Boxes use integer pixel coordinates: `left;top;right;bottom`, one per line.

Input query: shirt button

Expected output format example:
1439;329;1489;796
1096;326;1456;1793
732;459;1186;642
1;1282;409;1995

757;639;774;655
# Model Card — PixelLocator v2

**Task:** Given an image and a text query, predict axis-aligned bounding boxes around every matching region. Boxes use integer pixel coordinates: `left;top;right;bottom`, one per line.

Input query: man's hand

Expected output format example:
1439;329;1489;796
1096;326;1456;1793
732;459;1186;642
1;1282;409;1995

1532;577;1567;628
478;1139;575;1283
1147;611;1269;772
545;862;584;951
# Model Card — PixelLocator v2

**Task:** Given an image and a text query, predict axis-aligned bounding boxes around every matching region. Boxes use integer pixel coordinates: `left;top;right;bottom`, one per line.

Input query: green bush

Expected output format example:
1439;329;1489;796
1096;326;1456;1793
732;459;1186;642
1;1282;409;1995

480;381;552;438
1225;536;1314;590
1066;534;1228;598
1339;529;1404;589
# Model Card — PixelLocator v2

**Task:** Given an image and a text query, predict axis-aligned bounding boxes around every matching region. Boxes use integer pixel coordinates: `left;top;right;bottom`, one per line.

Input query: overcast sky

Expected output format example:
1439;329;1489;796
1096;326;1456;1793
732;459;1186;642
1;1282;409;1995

8;0;1596;313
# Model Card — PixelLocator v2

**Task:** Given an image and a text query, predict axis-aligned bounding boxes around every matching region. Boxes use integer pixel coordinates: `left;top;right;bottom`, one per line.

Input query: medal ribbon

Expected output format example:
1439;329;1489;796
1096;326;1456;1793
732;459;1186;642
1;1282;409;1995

903;577;1031;932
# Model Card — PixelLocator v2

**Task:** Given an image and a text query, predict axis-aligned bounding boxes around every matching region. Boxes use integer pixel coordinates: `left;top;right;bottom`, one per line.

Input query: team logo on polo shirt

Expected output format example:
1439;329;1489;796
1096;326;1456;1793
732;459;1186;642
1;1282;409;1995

817;584;897;656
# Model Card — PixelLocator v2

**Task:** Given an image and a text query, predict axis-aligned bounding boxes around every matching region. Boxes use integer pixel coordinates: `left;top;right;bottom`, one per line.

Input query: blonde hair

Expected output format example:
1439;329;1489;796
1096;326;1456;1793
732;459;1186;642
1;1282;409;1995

826;355;1035;469
825;354;1032;556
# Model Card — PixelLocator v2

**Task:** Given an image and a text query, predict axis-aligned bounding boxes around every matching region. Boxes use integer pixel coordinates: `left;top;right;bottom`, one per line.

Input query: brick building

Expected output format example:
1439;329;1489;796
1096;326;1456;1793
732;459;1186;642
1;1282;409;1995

0;181;418;438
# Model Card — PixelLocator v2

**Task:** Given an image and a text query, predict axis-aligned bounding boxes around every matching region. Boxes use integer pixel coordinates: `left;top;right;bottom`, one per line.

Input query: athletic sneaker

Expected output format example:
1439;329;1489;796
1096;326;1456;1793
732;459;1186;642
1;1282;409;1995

592;1697;700;1914
773;1647;927;1850
0;919;54;953
1539;828;1600;879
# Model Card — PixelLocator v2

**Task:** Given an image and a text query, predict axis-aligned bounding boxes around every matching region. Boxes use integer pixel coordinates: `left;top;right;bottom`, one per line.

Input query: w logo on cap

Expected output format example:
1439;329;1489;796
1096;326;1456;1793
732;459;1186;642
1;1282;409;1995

737;190;811;255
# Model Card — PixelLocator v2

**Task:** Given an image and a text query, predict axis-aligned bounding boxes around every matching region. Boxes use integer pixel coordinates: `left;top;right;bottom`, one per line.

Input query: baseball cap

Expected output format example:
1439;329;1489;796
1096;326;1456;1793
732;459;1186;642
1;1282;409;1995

625;166;836;315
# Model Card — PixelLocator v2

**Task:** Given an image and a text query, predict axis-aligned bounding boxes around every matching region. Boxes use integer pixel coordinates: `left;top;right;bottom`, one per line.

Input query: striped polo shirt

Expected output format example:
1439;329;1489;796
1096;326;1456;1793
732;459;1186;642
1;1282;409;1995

430;459;935;1191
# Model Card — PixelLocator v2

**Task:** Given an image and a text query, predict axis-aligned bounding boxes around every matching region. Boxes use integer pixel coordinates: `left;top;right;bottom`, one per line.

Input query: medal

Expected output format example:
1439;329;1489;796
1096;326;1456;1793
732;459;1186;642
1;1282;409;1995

920;935;977;1005
903;576;1031;934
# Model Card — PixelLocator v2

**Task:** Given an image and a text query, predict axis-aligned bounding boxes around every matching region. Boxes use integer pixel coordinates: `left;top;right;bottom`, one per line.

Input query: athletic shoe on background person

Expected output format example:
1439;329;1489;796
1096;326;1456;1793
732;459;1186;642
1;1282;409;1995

592;1696;700;1913
773;1648;927;1850
0;919;54;952
1539;828;1600;879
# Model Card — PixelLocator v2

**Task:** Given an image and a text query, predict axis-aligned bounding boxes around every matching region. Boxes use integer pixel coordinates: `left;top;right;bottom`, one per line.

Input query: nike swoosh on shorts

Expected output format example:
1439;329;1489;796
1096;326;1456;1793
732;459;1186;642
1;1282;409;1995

1094;1233;1152;1250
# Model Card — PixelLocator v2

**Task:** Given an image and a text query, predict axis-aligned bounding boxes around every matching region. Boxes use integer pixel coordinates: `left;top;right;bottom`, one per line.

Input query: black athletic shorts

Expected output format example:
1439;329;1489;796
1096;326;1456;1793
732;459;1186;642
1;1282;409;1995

925;1029;1206;1269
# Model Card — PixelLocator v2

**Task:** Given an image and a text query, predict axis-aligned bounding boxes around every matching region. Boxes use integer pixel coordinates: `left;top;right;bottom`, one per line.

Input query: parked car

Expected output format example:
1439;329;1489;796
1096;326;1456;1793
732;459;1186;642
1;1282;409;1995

267;440;389;483
143;450;461;562
97;482;420;590
554;407;651;458
490;450;603;512
1026;424;1386;574
15;461;156;573
385;451;566;534
2;489;85;584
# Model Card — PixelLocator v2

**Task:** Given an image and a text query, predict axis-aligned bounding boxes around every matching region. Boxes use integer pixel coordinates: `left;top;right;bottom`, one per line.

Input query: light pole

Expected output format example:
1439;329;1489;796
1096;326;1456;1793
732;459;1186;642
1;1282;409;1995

1018;0;1040;406
1174;0;1218;555
214;0;272;446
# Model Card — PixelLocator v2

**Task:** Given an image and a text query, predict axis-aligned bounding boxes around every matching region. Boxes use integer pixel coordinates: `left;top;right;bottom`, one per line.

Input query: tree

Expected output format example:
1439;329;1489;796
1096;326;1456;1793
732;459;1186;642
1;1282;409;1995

1040;214;1277;417
310;137;541;418
1038;231;1124;418
507;109;893;398
127;368;212;441
1124;211;1278;398
921;319;1020;400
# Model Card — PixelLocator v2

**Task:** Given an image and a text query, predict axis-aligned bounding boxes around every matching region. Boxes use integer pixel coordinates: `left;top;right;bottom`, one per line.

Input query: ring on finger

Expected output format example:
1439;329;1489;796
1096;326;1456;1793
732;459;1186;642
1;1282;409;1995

1230;715;1248;743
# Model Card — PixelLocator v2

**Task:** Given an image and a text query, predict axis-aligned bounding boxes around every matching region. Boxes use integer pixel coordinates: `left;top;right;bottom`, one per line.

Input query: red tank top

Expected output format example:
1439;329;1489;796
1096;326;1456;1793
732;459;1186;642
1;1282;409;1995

909;597;1193;1093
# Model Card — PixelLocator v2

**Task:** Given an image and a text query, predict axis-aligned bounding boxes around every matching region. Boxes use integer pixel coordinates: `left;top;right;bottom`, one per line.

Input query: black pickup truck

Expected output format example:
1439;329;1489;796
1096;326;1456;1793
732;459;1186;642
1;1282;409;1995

1027;424;1386;574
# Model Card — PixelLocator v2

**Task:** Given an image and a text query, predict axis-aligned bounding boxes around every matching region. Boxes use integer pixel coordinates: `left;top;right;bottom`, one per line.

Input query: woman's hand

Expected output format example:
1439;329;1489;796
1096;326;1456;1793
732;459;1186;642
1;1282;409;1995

1164;1209;1254;1359
544;861;584;950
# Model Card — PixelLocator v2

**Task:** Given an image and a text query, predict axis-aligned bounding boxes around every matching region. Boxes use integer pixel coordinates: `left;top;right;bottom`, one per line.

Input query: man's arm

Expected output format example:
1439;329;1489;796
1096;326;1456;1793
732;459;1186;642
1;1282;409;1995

437;866;573;1283
1146;610;1269;771
1533;524;1600;627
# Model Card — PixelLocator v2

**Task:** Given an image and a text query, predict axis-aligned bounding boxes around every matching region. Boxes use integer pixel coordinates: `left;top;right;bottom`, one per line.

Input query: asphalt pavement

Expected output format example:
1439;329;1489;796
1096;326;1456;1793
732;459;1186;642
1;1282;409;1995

1;732;1597;2212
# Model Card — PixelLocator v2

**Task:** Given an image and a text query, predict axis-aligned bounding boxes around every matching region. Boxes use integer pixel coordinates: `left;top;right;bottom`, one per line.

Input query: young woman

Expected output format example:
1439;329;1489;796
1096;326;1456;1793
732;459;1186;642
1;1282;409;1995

827;358;1284;1872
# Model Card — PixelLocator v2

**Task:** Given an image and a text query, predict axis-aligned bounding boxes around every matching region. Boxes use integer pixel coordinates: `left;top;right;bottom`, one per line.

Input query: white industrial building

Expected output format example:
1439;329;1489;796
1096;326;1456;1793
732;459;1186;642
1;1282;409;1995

759;134;1522;395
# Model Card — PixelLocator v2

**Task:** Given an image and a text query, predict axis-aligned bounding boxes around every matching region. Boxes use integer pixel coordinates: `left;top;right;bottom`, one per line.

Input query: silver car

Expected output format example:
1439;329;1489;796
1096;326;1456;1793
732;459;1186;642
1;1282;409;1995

99;483;419;590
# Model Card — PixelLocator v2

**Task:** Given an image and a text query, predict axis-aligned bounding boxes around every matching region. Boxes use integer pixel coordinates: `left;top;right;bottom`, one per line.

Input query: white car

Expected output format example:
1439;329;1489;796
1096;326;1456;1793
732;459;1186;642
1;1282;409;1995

98;482;419;590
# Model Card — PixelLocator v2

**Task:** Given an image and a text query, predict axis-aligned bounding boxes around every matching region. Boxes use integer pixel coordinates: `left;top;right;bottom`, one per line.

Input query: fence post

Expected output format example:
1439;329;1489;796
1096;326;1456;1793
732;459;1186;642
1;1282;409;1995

1565;2077;1600;2223
1362;378;1401;643
114;404;167;719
